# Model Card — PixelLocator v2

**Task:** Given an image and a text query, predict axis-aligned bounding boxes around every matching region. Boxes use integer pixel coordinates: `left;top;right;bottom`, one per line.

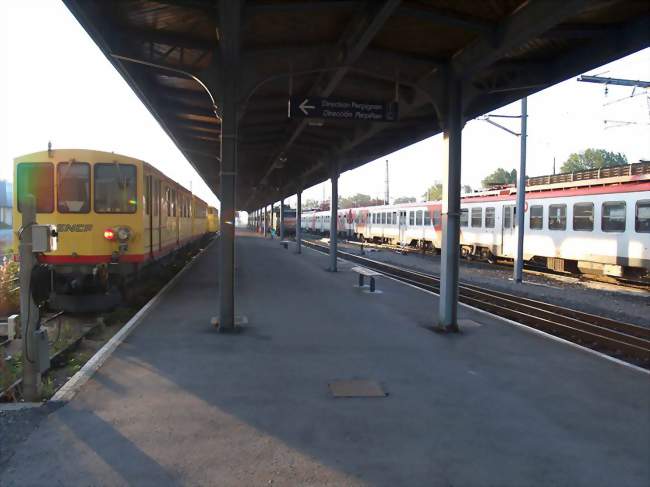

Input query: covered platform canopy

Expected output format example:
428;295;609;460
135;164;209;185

63;0;649;329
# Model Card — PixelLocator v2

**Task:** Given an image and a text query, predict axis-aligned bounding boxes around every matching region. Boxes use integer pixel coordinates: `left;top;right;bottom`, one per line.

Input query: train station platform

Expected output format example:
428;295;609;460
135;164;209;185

2;230;649;486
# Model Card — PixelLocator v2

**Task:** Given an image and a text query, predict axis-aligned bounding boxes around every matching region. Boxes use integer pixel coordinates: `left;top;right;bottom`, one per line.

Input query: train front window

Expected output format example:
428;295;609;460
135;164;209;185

17;162;54;213
602;202;626;232
94;163;137;213
548;204;566;230
636;200;650;233
57;162;90;213
573;203;594;231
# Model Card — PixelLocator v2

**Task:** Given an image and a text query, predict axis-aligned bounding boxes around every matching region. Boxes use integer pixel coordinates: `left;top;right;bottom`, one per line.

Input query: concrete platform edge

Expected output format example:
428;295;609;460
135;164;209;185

361;255;650;377
50;238;218;403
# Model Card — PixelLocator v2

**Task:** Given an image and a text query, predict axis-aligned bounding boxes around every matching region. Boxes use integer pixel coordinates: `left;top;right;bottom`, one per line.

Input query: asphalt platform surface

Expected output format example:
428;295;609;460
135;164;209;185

2;230;648;486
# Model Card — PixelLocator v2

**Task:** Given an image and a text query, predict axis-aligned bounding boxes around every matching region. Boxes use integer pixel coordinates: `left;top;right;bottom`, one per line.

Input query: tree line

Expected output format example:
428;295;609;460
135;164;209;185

297;148;629;208
480;148;627;188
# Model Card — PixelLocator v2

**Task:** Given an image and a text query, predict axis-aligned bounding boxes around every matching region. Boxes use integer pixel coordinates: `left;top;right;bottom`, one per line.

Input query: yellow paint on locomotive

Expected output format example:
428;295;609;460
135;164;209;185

12;149;210;264
207;206;220;233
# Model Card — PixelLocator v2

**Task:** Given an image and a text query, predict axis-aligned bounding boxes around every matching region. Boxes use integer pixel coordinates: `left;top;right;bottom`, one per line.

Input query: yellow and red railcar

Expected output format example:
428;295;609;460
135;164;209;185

12;149;216;311
207;205;219;233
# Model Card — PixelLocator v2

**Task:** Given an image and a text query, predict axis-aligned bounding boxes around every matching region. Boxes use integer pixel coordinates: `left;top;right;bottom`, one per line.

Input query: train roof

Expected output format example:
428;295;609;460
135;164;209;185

302;161;650;215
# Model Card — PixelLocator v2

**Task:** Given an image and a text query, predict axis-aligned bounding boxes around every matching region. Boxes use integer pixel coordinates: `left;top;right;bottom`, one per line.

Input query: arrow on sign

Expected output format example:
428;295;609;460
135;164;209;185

299;98;316;115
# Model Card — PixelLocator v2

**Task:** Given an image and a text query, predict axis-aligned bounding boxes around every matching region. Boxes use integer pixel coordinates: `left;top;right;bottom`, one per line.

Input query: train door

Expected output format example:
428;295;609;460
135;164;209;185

154;179;162;253
398;210;407;244
146;175;153;258
501;205;516;256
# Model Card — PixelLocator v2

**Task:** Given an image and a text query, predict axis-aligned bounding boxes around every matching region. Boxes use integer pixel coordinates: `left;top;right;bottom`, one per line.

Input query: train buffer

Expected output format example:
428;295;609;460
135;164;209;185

280;240;290;249
351;266;382;292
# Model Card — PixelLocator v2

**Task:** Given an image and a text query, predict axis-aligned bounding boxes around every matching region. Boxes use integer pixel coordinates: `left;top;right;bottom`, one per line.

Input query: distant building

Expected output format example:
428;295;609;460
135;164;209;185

0;180;12;228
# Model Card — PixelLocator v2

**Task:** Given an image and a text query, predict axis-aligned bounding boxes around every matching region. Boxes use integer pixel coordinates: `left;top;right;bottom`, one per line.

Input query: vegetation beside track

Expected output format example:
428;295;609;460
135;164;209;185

0;236;215;402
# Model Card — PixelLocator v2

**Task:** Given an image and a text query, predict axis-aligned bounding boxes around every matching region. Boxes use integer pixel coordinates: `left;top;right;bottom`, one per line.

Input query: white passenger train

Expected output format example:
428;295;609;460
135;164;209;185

302;162;650;278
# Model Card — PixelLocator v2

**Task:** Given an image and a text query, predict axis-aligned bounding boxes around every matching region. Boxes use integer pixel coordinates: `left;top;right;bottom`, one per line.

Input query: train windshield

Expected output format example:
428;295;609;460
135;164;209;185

17;162;54;213
94;163;137;213
58;162;90;213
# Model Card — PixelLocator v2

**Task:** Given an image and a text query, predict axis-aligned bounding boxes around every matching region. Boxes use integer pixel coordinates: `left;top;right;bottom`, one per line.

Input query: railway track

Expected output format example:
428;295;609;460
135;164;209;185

309;234;650;291
0;312;98;401
302;239;650;369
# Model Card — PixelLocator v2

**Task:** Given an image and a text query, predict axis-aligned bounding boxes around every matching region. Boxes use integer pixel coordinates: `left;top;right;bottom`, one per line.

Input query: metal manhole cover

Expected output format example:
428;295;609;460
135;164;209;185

328;380;386;398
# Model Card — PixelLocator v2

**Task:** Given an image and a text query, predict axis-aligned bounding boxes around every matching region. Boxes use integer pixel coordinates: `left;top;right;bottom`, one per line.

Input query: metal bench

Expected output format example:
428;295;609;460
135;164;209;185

280;240;290;249
351;266;382;292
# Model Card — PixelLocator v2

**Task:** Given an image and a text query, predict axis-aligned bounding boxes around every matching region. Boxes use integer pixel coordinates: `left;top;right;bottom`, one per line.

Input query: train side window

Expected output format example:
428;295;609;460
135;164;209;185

154;180;160;217
471;207;482;228
529;205;543;229
380;212;385;224
409;211;415;225
144;175;151;216
57;162;90;213
602;201;626;232
416;210;423;225
636;200;650;233
424;210;431;226
548;204;566;230
17;162;54;213
432;209;441;226
460;208;468;227
573;202;594;231
94;163;137;213
503;206;512;229
392;211;397;225
485;207;495;228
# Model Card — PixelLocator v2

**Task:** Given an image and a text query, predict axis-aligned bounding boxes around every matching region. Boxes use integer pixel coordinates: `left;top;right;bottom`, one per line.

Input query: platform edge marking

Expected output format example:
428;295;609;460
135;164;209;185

355;261;650;376
50;239;217;402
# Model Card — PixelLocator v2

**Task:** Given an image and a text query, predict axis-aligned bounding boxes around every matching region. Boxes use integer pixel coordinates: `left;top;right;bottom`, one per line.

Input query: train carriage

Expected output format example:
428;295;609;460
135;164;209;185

301;162;649;279
13;149;217;311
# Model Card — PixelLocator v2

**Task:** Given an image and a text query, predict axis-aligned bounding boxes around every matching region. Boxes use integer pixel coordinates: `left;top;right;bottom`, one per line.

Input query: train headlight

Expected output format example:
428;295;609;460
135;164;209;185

103;228;116;240
116;226;131;242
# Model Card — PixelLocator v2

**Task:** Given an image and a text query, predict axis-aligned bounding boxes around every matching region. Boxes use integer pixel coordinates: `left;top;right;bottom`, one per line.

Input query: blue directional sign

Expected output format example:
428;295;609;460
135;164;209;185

289;97;398;122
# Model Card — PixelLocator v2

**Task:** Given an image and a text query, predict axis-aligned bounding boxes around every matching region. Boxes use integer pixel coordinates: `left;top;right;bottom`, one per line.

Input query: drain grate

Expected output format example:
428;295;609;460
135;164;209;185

328;380;386;398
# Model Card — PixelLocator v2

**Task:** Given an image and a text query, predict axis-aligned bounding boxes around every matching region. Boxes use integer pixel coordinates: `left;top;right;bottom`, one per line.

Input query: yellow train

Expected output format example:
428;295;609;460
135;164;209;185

13;149;218;311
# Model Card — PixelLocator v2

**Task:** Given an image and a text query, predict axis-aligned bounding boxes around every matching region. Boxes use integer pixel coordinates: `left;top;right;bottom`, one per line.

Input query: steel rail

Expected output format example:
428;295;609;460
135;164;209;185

302;239;650;367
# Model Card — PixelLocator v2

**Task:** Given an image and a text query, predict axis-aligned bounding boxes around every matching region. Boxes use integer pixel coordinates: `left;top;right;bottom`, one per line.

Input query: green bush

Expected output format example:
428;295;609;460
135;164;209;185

0;256;20;316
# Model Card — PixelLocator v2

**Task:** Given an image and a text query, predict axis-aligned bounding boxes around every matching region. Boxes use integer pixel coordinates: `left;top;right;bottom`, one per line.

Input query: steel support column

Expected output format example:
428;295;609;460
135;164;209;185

280;198;285;240
217;0;241;332
296;189;302;254
329;166;339;272
263;205;267;236
514;97;527;283
438;77;463;331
